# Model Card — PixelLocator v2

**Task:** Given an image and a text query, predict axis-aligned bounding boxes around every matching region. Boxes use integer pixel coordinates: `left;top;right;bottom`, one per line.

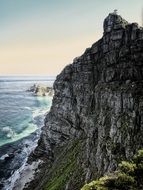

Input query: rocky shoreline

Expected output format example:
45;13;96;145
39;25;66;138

0;131;39;189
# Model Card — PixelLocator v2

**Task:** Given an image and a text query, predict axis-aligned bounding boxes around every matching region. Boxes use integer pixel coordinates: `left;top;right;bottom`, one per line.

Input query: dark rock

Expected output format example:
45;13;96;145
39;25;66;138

4;153;14;161
103;13;128;33
25;13;143;190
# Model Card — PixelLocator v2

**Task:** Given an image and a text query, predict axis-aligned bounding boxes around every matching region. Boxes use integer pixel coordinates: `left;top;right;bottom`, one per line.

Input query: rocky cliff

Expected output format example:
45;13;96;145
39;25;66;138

26;13;143;190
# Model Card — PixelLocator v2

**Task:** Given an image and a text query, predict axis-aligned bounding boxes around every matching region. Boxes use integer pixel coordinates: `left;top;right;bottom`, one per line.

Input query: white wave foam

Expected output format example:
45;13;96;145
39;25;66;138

0;154;9;161
1;126;16;139
24;107;31;110
8;160;41;190
3;137;40;190
32;108;49;118
0;124;37;147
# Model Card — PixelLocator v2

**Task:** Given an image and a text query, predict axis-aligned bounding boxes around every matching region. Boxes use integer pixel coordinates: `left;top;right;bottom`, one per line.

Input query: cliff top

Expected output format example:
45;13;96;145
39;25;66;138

103;12;139;33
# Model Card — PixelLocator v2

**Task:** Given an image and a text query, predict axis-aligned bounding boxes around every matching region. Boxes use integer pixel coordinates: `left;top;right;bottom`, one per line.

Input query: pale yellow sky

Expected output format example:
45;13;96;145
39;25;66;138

0;0;142;76
0;34;100;75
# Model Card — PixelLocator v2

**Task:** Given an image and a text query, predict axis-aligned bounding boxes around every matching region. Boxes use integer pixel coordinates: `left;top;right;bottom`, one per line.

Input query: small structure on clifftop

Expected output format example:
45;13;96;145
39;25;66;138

113;9;118;15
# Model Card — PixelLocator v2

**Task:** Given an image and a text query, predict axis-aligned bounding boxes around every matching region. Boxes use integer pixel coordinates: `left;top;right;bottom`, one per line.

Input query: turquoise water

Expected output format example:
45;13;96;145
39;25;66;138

0;77;54;146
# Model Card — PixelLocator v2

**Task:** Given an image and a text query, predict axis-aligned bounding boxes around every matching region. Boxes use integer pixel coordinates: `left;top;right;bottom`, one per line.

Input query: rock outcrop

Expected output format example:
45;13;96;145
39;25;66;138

28;84;54;96
26;13;143;190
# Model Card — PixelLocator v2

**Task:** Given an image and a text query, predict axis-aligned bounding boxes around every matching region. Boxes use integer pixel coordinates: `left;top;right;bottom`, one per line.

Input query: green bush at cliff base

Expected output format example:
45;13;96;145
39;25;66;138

81;149;143;190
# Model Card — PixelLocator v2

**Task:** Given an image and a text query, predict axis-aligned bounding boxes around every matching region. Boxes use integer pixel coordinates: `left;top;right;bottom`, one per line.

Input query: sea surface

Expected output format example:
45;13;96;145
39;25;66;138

0;76;55;189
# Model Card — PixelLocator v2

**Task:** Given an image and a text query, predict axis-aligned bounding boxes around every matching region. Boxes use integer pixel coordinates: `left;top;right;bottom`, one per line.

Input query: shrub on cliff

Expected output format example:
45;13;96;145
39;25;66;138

81;149;143;190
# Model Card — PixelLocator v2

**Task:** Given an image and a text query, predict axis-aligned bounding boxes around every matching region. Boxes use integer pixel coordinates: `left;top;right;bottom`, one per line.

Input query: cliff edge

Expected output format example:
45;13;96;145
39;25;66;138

25;13;143;190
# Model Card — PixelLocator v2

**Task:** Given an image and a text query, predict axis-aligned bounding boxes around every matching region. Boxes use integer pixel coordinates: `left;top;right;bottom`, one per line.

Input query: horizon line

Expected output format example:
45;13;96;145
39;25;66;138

0;75;56;77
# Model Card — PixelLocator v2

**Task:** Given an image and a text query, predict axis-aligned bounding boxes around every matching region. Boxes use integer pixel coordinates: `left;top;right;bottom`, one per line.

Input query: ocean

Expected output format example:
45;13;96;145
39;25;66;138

0;76;55;189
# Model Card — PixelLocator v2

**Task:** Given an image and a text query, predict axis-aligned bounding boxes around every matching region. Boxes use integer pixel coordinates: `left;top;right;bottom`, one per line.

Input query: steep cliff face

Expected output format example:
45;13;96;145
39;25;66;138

27;13;143;190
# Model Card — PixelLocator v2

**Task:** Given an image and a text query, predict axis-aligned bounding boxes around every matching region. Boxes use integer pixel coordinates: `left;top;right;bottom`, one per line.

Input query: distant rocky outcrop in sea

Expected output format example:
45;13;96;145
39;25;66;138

20;13;143;190
28;84;54;96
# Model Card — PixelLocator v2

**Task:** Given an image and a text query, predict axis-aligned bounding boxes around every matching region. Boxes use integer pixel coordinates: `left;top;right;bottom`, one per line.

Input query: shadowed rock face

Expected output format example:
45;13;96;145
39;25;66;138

26;14;143;190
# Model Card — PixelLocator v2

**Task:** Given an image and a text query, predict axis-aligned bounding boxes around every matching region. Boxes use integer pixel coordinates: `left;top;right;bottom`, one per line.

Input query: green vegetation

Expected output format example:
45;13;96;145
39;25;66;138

81;149;143;190
44;140;82;190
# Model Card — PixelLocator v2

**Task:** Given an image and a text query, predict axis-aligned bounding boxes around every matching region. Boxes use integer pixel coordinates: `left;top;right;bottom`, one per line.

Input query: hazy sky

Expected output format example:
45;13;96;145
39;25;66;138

0;0;143;76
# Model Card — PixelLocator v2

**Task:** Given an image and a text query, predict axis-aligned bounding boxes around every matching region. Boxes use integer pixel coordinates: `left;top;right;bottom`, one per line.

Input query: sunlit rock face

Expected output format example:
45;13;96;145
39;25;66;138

26;13;143;190
28;84;54;96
